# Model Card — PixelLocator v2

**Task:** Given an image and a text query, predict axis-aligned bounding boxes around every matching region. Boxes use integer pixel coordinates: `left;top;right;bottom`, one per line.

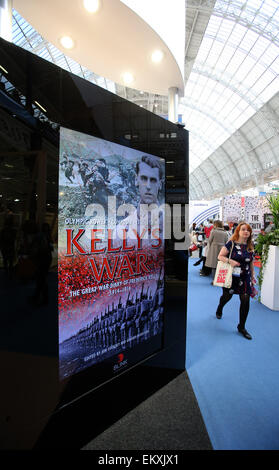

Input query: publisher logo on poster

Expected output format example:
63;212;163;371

113;353;128;372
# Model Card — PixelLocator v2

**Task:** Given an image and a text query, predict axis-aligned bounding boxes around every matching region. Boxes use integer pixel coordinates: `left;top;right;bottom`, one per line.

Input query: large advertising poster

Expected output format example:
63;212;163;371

58;127;165;380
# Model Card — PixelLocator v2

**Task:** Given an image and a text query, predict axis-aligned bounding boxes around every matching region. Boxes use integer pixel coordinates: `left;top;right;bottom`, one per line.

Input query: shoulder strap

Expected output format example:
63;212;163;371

228;241;234;260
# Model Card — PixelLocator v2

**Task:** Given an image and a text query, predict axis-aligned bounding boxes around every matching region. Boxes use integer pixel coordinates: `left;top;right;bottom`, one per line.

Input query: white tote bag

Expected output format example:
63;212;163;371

213;242;234;288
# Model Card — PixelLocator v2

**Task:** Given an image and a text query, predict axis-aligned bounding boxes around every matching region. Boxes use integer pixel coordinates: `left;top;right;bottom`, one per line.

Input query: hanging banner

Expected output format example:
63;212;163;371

189;200;220;226
58;127;165;380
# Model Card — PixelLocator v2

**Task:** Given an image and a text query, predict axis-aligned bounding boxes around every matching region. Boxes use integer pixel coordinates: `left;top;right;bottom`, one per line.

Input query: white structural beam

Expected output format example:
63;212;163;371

0;0;12;41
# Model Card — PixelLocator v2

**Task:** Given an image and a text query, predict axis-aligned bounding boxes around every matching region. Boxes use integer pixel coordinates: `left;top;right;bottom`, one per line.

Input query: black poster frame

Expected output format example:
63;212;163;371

0;38;189;449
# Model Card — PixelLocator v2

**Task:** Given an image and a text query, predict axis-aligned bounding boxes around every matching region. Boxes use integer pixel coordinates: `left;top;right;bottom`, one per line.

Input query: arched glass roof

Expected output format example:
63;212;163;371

180;0;279;176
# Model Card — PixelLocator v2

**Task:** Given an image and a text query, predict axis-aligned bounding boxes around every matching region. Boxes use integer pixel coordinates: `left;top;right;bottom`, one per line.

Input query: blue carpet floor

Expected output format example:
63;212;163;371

186;258;279;450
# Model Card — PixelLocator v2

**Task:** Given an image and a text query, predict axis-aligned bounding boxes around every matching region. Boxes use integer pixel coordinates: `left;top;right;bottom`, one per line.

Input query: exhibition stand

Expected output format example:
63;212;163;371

0;38;189;449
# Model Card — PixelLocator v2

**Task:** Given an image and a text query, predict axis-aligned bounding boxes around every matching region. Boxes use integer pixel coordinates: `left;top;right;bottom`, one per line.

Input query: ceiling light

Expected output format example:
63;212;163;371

151;50;164;63
60;36;75;49
0;64;8;74
122;72;134;85
83;0;100;13
35;101;47;113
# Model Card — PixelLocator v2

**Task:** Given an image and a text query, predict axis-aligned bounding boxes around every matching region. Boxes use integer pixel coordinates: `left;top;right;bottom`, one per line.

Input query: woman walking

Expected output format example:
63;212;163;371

215;222;256;340
205;220;228;280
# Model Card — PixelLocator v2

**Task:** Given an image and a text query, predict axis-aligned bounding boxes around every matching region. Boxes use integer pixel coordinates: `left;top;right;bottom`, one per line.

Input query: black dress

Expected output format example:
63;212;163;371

225;240;254;296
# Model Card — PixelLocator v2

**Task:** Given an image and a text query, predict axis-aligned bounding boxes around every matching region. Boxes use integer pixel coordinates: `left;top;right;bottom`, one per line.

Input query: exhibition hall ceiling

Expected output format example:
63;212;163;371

182;0;279;201
184;0;279;161
4;0;279;200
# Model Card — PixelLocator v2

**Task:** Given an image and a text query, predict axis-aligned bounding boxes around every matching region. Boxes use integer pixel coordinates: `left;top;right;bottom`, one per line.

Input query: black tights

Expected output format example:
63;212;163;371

217;288;250;329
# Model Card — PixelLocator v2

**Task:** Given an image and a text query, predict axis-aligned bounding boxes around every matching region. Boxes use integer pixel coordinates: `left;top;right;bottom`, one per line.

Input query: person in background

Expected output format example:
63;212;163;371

188;229;198;257
193;223;206;266
215;222;256;340
197;239;212;276
205;220;228;280
232;222;238;234
265;221;275;233
224;223;232;238
204;219;214;239
0;216;17;279
196;223;205;258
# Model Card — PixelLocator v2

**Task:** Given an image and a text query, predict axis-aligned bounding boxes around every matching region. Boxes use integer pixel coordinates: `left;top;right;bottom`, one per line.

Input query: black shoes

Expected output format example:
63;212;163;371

194;261;201;266
216;306;222;319
237;325;252;340
215;316;252;339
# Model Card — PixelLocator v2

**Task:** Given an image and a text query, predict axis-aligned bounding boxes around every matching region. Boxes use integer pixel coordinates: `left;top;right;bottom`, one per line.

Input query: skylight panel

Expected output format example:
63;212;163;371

237;55;256;77
195;38;214;62
250;36;271;57
246;0;265;11
39;48;50;60
207;41;224;63
217;45;236;69
230;23;247;45
225;51;246;75
264;44;279;65
218;18;235;37
260;78;279;102
252;69;275;94
241;29;260;50
261;0;279;18
68;61;80;75
206;14;223;36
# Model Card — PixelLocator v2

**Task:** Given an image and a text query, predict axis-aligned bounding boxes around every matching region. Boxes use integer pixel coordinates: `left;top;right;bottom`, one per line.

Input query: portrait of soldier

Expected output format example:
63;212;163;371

113;154;164;246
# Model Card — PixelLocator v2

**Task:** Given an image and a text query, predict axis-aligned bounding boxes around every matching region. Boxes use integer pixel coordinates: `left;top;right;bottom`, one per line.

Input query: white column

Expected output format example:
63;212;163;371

168;86;178;123
261;245;279;311
0;0;13;42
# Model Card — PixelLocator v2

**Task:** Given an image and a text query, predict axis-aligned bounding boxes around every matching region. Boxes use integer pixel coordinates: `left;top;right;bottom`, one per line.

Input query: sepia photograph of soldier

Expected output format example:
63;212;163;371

113;154;164;246
82;153;165;250
136;154;163;205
